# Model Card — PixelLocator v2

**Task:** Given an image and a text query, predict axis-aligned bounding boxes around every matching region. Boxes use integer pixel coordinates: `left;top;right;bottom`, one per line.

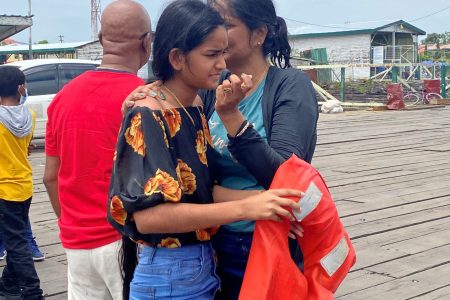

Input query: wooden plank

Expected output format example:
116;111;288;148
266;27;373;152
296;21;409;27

429;98;450;105
342;195;450;228
349;219;450;271
367;243;450;278
337;262;450;299
46;292;68;300
335;269;391;297
405;284;450;299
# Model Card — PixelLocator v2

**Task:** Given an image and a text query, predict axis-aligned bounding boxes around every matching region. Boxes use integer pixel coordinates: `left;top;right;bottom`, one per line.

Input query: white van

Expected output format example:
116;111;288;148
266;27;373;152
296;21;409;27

8;59;100;138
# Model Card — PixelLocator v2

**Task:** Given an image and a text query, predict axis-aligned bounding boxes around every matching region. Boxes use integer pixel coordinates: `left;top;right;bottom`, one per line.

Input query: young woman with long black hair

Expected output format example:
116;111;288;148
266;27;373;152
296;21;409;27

108;1;302;299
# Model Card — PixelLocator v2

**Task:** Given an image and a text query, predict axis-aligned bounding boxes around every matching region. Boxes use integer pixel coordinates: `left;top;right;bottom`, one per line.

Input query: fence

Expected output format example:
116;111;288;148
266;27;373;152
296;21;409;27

297;63;449;102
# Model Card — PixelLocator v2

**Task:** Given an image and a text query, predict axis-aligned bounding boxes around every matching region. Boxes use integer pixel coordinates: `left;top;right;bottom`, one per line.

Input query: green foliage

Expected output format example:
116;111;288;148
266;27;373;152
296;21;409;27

36;40;49;44
332;80;341;91
421;32;450;46
355;79;375;94
420;51;450;62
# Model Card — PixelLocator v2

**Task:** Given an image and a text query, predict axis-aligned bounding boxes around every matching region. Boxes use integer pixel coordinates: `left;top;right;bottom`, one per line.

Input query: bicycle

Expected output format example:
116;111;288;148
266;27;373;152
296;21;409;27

403;89;443;106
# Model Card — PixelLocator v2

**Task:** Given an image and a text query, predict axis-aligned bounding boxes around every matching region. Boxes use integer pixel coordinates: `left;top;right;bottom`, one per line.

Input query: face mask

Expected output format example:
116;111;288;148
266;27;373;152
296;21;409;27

19;86;28;105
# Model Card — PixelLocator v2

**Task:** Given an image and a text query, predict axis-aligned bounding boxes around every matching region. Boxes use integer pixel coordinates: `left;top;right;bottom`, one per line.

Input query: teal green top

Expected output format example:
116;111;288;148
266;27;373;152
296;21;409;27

209;78;267;232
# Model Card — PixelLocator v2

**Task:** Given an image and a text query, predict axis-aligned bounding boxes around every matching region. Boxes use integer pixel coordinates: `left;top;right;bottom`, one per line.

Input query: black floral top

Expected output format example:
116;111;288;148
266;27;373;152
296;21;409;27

108;106;217;248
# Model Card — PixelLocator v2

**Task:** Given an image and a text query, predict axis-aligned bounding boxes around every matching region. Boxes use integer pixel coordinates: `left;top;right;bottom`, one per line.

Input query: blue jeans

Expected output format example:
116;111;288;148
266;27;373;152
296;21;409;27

130;242;220;300
0;198;43;299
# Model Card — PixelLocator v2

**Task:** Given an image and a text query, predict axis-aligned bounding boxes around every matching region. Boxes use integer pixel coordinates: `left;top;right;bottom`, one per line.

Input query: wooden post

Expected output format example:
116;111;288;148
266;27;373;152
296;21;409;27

392;66;398;83
340;67;345;102
441;64;447;99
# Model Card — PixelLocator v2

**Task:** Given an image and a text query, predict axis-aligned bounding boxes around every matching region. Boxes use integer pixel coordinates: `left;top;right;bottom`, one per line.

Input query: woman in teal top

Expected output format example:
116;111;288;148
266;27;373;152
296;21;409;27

204;0;318;299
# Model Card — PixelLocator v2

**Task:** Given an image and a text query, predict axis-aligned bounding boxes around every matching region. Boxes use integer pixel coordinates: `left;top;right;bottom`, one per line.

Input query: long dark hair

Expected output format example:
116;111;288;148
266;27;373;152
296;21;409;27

208;0;291;68
152;0;225;81
120;236;137;300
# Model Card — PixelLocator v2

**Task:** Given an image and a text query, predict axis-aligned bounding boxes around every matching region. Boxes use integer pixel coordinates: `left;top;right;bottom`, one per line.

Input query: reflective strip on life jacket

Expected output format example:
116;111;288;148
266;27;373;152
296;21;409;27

293;181;322;222
320;236;350;277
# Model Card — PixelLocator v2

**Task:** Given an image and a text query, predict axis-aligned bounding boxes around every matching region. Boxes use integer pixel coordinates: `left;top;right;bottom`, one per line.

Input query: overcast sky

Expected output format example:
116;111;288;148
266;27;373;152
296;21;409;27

2;0;449;44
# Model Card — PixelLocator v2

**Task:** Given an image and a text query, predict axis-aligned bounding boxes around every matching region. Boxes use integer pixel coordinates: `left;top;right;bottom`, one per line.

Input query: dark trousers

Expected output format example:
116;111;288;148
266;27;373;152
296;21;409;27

212;228;304;300
0;198;43;299
212;229;252;300
0;219;35;249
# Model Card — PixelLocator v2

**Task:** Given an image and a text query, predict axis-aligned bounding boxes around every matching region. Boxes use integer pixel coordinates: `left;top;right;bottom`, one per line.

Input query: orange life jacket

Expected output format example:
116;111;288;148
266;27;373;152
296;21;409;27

239;155;356;300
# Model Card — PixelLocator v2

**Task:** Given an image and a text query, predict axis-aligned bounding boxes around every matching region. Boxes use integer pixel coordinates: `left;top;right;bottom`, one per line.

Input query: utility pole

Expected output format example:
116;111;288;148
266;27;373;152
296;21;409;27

28;0;32;59
58;35;64;43
91;0;101;41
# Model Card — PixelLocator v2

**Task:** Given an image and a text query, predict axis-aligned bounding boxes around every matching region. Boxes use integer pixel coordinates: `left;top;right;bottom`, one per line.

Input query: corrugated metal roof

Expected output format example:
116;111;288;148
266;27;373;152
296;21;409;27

0;14;31;18
289;20;426;39
0;41;96;54
0;14;33;41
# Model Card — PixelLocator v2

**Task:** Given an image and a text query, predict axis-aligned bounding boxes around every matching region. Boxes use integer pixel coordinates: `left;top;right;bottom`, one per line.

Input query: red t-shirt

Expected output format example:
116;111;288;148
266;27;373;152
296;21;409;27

45;69;144;249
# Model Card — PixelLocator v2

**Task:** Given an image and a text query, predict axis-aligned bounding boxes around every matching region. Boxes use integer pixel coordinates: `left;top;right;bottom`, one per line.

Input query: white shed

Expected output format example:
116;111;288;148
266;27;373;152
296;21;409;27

289;20;426;80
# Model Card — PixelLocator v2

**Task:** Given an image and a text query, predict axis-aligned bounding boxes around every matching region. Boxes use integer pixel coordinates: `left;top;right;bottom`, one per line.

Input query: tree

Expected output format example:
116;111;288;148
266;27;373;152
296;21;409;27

422;32;450;46
444;32;450;44
36;40;49;44
422;33;441;45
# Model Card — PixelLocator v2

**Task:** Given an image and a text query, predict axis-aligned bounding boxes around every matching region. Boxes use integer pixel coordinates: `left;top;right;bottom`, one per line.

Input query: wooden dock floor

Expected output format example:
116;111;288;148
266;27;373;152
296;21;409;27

2;106;449;299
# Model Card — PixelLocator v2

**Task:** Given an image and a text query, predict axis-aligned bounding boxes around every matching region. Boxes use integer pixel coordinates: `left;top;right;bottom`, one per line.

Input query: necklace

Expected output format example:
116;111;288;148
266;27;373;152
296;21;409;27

245;64;270;96
161;85;195;125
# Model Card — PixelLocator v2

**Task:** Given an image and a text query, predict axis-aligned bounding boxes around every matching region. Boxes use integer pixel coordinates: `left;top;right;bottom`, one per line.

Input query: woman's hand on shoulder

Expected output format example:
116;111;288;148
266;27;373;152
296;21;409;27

121;80;163;115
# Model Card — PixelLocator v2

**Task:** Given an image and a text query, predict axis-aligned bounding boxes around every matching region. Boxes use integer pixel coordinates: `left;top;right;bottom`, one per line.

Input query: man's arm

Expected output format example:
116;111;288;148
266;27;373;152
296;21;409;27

43;156;61;218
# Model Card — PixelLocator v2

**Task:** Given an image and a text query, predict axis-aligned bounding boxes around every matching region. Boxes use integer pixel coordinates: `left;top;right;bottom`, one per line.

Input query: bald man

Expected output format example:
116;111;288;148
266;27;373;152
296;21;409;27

43;1;151;299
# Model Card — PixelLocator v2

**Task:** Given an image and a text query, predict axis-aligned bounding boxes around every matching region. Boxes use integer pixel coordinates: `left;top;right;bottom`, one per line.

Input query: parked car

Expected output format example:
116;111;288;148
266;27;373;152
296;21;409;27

8;59;100;138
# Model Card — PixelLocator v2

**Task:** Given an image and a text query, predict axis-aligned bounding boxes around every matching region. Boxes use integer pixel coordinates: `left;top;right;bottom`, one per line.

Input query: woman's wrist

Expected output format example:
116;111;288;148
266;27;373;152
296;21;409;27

236;198;250;220
235;120;251;137
217;109;246;137
215;106;240;119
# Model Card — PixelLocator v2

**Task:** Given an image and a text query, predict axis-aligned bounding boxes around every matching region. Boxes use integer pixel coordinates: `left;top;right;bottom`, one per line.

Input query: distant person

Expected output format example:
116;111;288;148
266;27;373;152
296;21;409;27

42;1;152;299
0;65;44;300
